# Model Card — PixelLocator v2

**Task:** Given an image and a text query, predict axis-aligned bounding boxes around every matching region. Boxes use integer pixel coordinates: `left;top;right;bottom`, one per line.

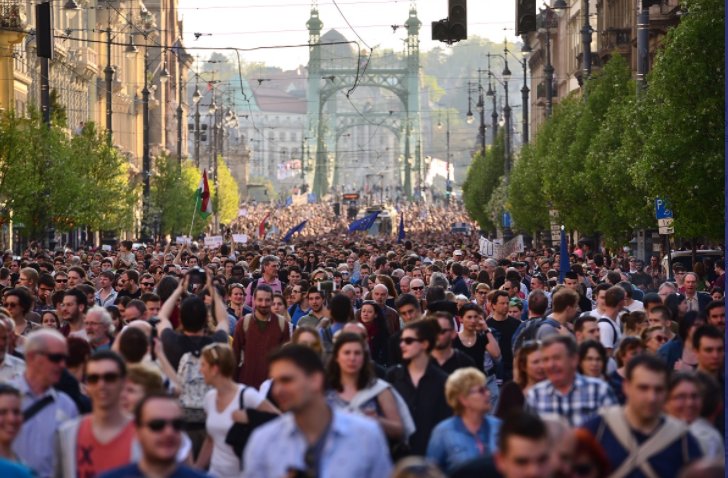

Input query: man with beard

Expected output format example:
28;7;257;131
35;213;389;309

297;288;329;329
430;312;475;374
233;285;290;388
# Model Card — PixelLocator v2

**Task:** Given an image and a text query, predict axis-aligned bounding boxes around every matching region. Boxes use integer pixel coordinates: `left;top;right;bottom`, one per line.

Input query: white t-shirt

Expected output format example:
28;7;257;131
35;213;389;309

203;384;265;478
597;314;621;350
624;300;645;313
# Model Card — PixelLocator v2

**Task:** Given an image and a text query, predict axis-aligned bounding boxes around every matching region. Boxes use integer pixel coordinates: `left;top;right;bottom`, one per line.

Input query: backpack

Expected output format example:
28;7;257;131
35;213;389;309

597;318;620;347
511;317;560;353
177;340;211;424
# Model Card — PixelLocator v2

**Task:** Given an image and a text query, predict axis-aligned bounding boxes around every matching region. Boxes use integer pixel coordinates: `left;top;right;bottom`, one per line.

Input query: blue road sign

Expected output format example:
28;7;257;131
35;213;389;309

503;212;512;228
655;198;673;220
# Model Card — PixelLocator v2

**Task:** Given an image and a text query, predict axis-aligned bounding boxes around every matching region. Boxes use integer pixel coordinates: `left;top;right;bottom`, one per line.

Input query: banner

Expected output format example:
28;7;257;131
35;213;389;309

495;235;524;260
203;235;223;248
176;236;192;245
479;236;494;257
232;234;248;244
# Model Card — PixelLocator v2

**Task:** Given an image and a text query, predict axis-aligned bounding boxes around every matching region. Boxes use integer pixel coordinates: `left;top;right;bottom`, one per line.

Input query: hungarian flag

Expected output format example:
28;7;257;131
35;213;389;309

196;170;213;219
258;211;271;238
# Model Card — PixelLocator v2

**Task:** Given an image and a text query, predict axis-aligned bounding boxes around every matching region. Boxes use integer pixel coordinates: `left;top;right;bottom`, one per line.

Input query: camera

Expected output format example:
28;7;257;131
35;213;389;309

187;266;206;292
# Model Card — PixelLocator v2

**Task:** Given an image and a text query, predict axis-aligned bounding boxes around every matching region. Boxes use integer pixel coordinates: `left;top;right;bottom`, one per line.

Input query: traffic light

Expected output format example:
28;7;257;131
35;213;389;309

448;0;467;40
431;0;467;45
516;0;537;36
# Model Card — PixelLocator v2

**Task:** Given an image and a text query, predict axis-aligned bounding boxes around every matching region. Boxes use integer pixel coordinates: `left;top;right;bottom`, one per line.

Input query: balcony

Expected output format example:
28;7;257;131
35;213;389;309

599;28;632;59
0;1;27;33
74;46;98;79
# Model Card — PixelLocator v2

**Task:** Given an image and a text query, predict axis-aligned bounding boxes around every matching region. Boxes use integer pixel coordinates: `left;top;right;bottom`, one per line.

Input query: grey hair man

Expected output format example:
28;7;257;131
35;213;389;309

13;329;79;477
85;306;114;351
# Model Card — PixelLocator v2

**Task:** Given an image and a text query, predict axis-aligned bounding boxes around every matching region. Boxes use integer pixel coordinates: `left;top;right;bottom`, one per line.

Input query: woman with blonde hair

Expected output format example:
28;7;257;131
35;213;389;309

195;343;279;477
426;367;501;474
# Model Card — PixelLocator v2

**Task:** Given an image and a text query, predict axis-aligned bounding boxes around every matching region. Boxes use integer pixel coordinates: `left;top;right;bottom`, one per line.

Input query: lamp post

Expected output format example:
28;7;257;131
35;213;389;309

437;112;451;208
192;81;201;167
506;38;531;145
540;1;566;117
476;70;485;156
175;57;183;166
581;0;592;84
486;54;498;143
501;42;512;179
141;48;151;241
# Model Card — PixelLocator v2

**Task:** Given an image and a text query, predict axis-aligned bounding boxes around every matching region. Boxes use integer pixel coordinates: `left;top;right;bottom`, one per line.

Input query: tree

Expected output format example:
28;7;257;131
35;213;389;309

462;130;506;234
152;154;192;236
508;143;549;233
630;0;724;239
214;157;240;225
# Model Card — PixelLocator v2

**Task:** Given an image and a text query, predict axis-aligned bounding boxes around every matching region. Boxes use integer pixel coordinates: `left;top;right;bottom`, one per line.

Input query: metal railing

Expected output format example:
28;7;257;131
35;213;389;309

0;1;27;32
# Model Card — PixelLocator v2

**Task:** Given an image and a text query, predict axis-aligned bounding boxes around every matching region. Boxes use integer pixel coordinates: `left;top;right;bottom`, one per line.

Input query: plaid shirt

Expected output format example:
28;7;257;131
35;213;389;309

526;373;617;427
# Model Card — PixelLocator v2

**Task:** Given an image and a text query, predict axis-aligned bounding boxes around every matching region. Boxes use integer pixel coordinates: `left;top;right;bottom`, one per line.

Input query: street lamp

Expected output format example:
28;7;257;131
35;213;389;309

125;34;139;58
437;111;451;208
501;42;512;179
192;82;201;168
486;54;498;143
539;2;566;117
63;0;80;20
514;37;531;144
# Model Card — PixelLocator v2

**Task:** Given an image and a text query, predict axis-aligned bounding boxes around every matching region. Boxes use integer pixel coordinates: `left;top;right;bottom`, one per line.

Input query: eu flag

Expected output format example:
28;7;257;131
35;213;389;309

397;214;405;243
283;220;307;243
348;211;380;234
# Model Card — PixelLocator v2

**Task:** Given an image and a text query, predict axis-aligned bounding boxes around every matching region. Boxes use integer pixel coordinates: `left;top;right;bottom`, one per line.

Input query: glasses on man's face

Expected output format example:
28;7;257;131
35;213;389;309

86;372;121;385
652;335;669;344
56;279;68;284
141;282;155;288
40;352;68;363
2;302;18;309
400;337;422;345
476;290;488;295
411;286;424;291
144;418;186;433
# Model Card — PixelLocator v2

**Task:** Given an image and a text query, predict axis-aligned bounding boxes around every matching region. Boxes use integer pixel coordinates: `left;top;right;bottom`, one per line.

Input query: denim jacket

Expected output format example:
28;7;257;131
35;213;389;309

426;415;501;473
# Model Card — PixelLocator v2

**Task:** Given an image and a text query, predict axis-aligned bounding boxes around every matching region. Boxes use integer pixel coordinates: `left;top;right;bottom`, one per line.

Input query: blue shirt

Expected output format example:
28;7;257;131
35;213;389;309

99;463;209;478
581;414;703;478
242;409;392;478
288;303;311;326
11;376;79;478
426;415;501;473
0;459;33;478
526;373;617;427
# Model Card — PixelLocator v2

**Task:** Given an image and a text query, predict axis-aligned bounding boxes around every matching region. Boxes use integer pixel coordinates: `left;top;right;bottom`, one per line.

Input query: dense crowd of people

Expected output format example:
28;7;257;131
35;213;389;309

0;210;723;478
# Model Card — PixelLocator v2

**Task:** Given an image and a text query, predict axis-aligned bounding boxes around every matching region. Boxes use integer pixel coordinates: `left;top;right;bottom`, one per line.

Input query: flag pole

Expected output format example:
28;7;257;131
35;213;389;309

189;194;199;238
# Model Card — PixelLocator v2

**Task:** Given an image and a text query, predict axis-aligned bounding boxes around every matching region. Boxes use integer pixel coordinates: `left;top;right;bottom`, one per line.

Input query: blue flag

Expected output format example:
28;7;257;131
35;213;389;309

397;214;405;243
348;211;380;234
283;220;307;243
559;226;571;283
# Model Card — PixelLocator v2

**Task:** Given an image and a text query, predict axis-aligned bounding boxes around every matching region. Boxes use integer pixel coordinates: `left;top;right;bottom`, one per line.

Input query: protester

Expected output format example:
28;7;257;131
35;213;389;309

426;367;501;473
242;345;392;477
0;384;23;463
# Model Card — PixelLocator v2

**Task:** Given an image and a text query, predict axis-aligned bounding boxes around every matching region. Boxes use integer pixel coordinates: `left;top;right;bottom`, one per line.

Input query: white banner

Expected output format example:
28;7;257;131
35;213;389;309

238;208;248;217
203;235;224;248
495;235;524;260
479;236;494;257
175;236;191;245
232;234;248;244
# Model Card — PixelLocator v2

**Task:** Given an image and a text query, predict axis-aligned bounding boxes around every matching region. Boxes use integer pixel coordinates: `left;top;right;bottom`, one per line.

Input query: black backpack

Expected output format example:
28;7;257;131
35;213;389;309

511;317;560;353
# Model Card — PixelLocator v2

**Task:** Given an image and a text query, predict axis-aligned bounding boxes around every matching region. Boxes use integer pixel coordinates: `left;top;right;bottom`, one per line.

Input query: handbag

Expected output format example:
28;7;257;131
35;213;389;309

224;387;279;457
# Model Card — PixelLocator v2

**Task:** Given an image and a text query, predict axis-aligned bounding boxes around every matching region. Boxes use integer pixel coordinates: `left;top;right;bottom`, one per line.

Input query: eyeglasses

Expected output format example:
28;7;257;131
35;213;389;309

400;337;422;345
86;372;121;385
2;302;18;309
467;386;488;396
141;282;155;287
56;279;68;284
40;352;68;363
144;418;186;433
476;291;488;295
411;286;424;291
652;335;669;343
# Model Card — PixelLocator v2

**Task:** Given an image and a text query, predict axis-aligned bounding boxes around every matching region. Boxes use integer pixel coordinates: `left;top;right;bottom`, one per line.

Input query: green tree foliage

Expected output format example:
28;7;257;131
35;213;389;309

152;154;192;236
508;143;549;233
462;130;506;234
0;112;136;238
214;158;241;225
630;0;724;239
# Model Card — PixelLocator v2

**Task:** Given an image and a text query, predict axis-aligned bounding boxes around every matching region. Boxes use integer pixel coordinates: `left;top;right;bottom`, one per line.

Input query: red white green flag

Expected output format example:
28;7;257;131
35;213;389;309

196;170;213;219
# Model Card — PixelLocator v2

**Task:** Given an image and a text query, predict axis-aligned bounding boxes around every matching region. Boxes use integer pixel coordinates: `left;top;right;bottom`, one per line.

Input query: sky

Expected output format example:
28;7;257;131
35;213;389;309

177;0;520;70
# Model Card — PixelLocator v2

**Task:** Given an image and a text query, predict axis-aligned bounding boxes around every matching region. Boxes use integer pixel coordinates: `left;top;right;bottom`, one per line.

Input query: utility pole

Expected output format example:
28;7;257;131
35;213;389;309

636;0;649;94
176;54;183;166
105;27;113;143
581;0;592;85
141;48;151;241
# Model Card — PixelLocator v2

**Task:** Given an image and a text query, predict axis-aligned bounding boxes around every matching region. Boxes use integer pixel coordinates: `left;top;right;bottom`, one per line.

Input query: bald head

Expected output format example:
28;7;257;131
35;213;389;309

371;284;389;305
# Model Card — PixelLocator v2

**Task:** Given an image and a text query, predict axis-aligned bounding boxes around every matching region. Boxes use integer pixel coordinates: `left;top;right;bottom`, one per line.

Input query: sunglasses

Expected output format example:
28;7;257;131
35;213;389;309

411;286;424;291
41;352;68;363
56;279;68;283
144;418;186;433
86;372;121;385
3;302;18;308
400;337;422;345
652;335;669;343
